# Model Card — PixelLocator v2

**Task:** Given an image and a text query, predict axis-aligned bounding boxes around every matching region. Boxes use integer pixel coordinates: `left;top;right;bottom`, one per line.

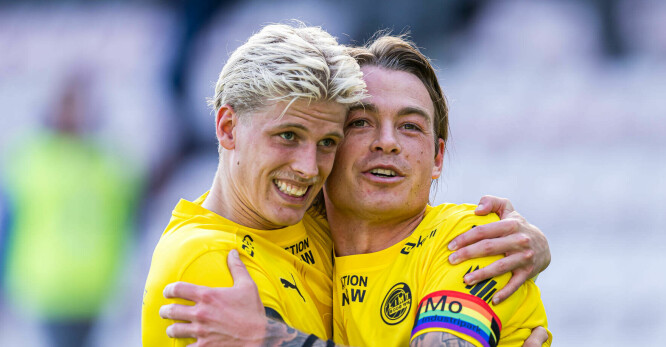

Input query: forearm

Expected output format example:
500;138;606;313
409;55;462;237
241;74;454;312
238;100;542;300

261;319;339;347
410;332;474;347
159;252;343;346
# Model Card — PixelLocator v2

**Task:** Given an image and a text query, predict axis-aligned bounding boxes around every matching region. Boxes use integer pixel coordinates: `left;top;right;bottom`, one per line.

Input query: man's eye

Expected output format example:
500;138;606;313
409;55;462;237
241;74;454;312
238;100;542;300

318;138;336;147
402;123;421;131
349;119;367;127
280;132;296;141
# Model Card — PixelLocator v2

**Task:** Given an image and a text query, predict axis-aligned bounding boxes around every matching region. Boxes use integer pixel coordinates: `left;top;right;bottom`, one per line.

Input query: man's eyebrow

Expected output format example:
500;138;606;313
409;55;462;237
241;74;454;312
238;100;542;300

349;102;432;124
322;130;344;139
396;106;432;123
273;123;343;139
349;102;378;114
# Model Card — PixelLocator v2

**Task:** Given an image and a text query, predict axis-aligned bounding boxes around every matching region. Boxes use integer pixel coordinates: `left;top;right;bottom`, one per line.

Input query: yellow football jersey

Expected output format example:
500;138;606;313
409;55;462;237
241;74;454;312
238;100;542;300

333;204;552;347
142;192;334;346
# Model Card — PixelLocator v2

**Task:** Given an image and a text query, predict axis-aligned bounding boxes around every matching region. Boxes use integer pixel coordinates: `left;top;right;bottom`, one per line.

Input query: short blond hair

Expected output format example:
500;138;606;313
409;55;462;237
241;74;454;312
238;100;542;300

209;23;366;117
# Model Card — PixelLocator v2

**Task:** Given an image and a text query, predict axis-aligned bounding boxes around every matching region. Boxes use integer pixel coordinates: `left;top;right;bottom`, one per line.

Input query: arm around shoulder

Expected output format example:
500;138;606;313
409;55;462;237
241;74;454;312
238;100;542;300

159;250;343;347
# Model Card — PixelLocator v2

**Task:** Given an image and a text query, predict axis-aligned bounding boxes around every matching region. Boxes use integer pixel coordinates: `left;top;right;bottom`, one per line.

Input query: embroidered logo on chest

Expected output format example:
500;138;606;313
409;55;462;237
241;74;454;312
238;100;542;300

380;282;412;325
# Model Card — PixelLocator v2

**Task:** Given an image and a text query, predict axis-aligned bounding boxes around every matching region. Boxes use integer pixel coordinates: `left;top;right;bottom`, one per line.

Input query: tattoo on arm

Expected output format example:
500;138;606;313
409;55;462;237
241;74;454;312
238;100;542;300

262;319;339;347
411;332;475;347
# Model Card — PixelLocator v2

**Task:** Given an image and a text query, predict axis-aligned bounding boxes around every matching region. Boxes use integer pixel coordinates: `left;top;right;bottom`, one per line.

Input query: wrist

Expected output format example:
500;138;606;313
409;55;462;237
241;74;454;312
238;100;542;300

243;315;269;347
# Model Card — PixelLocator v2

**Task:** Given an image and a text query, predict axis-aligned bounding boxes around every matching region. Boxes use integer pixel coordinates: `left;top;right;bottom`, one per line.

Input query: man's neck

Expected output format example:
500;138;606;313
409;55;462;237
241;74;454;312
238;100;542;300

327;205;427;256
202;168;282;230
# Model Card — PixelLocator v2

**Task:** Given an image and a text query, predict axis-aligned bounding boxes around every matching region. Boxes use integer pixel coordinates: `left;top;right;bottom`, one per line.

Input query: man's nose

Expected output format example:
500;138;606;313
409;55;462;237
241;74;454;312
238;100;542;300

372;125;401;154
291;143;319;178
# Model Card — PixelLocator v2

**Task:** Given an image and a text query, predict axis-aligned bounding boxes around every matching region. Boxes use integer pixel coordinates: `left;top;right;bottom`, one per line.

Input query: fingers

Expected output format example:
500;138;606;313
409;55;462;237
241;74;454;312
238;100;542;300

160;303;197;322
523;326;549;347
492;269;530;304
449;228;526;263
227;249;254;288
228;249;264;313
166;322;198;339
448;219;519;251
164;281;202;302
475;195;514;217
474;195;497;216
475;195;516;219
461;250;529;284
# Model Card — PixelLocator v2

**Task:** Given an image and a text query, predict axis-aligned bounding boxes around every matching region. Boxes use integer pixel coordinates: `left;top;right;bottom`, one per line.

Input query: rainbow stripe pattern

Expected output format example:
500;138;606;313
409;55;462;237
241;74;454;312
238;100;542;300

411;290;501;347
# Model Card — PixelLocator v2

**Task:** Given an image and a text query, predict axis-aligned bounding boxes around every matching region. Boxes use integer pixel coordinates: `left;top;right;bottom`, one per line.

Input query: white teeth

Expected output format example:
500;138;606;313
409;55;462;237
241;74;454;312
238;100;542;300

370;168;396;177
274;180;308;197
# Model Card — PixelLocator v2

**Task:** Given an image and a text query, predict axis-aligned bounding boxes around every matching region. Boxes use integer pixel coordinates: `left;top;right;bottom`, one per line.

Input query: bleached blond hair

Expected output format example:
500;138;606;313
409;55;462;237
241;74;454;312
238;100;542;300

209;23;366;117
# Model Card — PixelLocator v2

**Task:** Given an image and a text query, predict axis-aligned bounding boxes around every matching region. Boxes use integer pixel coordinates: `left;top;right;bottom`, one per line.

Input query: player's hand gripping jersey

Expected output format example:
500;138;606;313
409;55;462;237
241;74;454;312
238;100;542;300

333;204;552;347
142;192;334;346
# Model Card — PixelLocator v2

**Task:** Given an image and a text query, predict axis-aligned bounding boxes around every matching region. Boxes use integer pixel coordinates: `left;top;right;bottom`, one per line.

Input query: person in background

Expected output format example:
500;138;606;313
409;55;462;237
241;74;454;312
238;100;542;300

0;70;142;347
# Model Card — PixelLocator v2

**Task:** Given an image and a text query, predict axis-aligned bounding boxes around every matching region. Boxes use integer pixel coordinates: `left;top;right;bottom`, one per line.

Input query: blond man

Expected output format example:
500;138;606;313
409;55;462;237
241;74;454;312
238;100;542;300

141;23;366;346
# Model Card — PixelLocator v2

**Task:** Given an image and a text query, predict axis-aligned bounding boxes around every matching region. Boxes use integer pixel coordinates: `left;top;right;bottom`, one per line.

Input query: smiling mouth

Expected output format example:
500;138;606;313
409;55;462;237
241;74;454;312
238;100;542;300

369;168;397;178
274;179;309;198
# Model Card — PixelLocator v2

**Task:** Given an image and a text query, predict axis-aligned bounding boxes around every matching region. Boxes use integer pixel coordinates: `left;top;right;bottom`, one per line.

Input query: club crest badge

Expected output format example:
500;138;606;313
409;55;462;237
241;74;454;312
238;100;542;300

380;282;412;325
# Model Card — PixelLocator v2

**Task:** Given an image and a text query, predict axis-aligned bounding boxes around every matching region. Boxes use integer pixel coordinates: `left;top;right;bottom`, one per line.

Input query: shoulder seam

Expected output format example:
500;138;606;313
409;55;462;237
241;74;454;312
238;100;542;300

176;233;238;279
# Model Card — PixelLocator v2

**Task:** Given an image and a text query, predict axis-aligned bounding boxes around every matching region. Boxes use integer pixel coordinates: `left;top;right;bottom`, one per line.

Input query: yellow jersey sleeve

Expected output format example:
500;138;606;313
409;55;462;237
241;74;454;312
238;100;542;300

142;249;234;346
181;251;284;315
411;211;551;347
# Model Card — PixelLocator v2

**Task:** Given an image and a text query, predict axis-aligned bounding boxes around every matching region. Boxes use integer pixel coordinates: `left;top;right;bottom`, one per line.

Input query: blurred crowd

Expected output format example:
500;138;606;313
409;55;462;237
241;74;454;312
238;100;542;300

0;0;664;346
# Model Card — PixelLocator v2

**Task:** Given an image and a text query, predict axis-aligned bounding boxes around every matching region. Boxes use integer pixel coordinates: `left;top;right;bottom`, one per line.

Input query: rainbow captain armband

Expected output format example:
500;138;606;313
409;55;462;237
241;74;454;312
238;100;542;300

411;290;501;347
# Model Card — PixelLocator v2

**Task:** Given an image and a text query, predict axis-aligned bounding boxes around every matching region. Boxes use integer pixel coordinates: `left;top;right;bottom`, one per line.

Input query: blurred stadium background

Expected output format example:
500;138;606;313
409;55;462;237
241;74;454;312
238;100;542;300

0;0;664;345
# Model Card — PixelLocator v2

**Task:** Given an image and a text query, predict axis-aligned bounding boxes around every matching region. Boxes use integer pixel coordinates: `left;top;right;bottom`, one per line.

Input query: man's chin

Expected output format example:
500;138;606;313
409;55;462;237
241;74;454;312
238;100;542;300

358;199;416;215
266;206;308;228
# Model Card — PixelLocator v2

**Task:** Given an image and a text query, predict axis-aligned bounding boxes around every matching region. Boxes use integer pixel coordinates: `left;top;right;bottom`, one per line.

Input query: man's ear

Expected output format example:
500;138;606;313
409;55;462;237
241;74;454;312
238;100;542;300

431;138;445;179
216;105;238;150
